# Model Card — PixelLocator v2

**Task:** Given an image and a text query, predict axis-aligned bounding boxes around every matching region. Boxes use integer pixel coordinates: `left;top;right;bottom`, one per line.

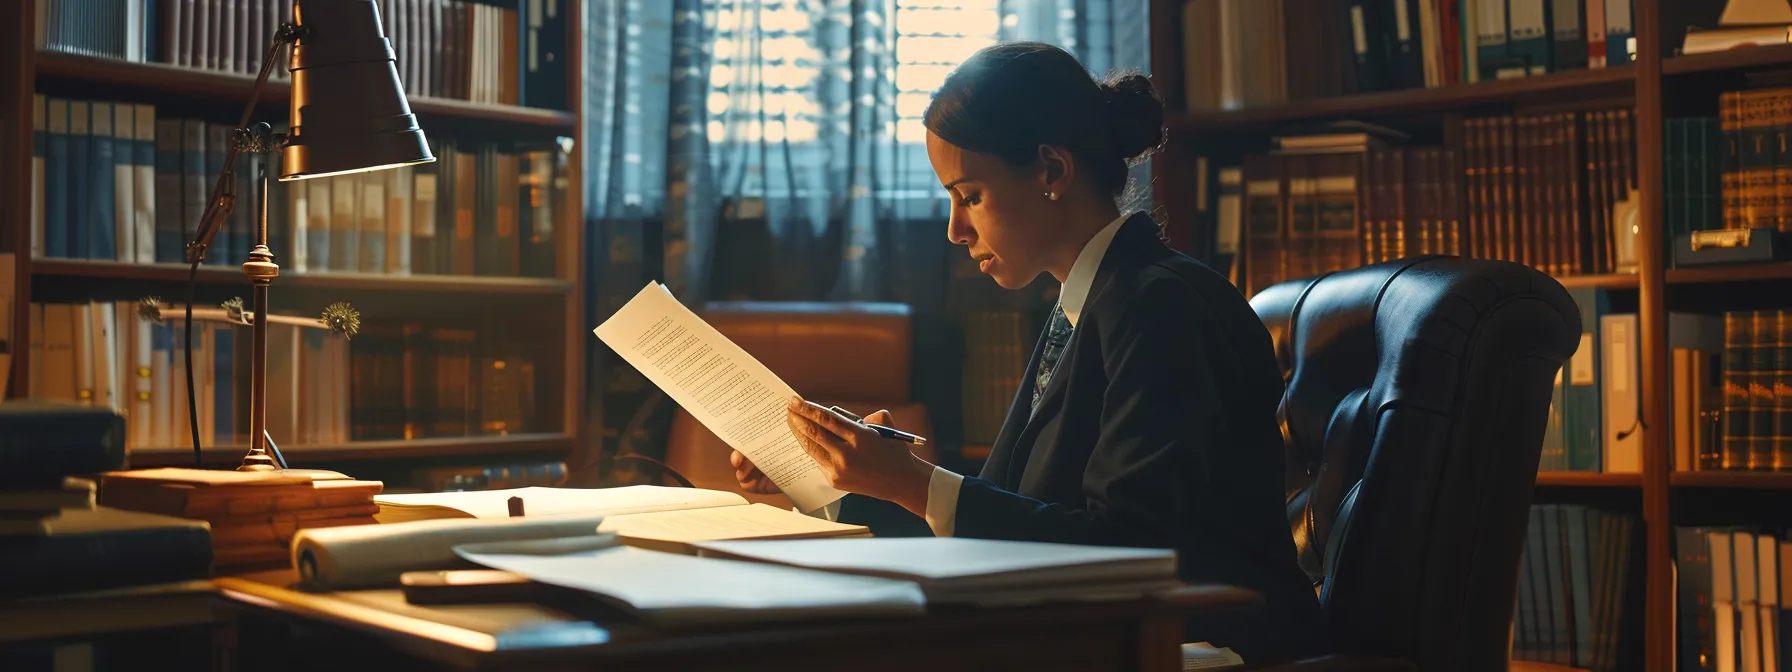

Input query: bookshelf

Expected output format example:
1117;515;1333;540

1150;2;1791;671
0;0;587;491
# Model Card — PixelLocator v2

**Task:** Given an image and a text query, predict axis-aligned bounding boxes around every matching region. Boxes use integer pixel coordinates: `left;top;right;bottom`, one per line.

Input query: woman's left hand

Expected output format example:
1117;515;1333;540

785;398;934;517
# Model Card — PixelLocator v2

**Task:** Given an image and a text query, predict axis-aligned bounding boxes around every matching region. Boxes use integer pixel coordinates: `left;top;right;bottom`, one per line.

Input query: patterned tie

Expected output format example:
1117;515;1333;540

1032;303;1073;414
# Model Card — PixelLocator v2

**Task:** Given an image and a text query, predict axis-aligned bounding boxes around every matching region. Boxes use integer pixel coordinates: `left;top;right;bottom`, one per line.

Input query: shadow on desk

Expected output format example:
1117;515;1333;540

215;570;1261;672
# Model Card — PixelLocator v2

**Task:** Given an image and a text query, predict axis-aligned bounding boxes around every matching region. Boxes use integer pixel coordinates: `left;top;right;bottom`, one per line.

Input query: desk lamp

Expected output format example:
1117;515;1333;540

179;0;434;471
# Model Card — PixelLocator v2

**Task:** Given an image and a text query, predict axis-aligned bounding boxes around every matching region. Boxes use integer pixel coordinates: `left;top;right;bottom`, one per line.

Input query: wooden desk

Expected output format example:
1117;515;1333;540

213;570;1261;671
0;580;227;670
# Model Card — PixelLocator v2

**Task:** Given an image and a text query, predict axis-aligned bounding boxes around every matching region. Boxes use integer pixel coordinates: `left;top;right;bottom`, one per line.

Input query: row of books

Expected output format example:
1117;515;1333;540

1509;504;1644;672
348;322;539;442
1676;528;1790;672
1718;310;1792;474
1179;0;1635;112
35;0;568;110
24;300;352;450
23;300;542;450
960;310;1028;445
29;94;567;278
1537;290;1791;475
1714;86;1792;236
1221;107;1638;298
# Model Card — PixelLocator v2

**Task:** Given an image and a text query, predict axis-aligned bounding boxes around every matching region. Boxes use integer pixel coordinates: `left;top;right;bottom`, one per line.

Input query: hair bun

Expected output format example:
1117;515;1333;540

1100;72;1165;164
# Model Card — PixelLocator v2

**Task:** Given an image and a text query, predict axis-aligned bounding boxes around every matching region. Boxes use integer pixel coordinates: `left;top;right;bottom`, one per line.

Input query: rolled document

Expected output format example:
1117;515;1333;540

291;514;610;590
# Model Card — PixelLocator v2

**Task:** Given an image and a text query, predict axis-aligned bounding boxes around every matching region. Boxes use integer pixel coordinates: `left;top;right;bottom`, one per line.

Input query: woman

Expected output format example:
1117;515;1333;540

731;41;1325;663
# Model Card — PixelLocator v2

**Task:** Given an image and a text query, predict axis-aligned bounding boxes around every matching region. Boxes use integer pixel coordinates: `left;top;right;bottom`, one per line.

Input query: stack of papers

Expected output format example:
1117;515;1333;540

688;537;1181;606
452;537;925;625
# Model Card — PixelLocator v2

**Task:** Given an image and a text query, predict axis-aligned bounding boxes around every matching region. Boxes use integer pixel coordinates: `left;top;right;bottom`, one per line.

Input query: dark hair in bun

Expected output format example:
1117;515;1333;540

923;41;1164;199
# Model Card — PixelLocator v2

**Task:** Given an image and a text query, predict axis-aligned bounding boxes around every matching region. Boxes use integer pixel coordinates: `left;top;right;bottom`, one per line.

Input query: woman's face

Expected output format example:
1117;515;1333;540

926;131;1061;289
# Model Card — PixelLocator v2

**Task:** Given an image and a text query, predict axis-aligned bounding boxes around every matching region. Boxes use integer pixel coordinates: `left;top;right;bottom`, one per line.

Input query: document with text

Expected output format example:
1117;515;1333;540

593;282;844;513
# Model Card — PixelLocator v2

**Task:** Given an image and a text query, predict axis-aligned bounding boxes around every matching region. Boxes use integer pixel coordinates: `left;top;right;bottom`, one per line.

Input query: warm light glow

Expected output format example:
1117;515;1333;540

279;157;435;182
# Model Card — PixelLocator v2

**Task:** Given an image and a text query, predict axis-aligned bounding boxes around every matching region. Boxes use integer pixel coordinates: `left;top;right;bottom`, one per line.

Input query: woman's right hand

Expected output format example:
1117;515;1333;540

730;450;783;494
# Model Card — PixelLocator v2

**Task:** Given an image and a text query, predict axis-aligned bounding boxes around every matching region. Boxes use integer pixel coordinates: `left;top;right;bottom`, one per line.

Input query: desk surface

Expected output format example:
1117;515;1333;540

214;570;1261;671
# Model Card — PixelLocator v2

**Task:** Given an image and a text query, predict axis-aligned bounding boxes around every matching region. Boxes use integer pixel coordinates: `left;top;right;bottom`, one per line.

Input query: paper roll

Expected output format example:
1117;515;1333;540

291;514;609;590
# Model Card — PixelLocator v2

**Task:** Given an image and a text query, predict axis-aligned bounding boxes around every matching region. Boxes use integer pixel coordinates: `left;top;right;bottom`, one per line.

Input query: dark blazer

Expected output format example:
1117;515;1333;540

840;213;1325;663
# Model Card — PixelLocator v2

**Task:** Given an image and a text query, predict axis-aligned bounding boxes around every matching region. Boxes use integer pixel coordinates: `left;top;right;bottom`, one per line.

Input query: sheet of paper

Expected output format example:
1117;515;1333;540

593;282;844;512
596;502;867;544
454;541;925;625
373;485;746;521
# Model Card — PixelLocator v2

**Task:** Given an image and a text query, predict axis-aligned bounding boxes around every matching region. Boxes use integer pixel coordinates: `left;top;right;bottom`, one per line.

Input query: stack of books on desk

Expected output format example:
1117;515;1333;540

98;468;383;570
0;401;214;599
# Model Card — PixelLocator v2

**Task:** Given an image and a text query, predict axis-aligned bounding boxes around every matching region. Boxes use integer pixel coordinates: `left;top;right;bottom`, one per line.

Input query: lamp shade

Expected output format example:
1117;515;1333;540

281;0;434;181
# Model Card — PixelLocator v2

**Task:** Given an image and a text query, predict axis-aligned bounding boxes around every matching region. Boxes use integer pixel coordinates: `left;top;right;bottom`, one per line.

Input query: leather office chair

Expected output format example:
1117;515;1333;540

1244;256;1581;672
662;302;937;507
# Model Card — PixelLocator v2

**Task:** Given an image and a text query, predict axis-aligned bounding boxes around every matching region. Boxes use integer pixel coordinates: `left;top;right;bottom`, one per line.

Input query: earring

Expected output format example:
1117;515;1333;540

1045;191;1057;201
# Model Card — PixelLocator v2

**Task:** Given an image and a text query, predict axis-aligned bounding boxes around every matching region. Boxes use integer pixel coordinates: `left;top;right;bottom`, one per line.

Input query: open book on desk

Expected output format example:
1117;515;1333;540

592;281;846;513
372;485;867;552
302;485;869;588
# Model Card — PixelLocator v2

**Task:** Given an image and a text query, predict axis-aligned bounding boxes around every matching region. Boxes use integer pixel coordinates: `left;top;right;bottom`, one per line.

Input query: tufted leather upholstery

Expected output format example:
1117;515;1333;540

1246;256;1580;671
662;302;936;507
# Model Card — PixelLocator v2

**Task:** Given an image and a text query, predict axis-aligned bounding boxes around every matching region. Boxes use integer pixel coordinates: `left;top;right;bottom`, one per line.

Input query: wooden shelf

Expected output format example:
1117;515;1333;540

32;259;573;295
1663;43;1792;76
34;51;576;129
1554;273;1639;289
1670;471;1792;489
1664;262;1792;285
1167;65;1635;132
1536;471;1642;487
126;432;573;468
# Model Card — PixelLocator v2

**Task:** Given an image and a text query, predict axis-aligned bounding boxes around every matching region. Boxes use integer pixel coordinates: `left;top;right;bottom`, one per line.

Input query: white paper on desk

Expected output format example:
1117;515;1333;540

593;282;843;513
453;538;926;625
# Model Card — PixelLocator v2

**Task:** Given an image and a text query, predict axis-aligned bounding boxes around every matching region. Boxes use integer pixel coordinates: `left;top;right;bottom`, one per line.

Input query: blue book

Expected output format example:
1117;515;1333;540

68;101;90;260
1506;0;1551;76
44;98;67;259
1604;0;1632;66
88;102;118;261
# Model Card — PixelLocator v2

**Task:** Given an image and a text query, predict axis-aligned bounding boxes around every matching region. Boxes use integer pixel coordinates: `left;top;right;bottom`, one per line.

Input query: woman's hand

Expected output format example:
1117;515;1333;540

729;409;904;494
777;400;934;517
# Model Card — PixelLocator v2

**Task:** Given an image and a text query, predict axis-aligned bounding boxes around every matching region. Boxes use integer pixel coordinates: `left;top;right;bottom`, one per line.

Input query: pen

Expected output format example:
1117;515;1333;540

828;406;928;445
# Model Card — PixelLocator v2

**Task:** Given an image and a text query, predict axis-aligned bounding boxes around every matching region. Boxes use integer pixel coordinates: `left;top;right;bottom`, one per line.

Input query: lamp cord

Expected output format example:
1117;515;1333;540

186;260;203;467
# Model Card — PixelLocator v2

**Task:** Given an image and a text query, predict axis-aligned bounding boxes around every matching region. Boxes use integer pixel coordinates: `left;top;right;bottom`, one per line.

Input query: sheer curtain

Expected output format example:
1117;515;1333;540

577;0;1150;482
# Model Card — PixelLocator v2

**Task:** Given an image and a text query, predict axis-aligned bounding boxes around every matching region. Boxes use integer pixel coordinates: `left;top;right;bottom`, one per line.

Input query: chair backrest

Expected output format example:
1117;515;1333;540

661;301;935;505
1247;256;1581;670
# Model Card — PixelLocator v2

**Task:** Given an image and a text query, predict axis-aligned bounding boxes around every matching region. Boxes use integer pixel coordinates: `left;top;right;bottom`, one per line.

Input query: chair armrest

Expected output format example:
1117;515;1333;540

1244;654;1419;672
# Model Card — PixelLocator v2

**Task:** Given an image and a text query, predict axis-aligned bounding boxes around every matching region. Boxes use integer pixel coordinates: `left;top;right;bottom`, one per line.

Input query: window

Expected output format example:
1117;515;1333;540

704;0;1002;147
892;1;1001;144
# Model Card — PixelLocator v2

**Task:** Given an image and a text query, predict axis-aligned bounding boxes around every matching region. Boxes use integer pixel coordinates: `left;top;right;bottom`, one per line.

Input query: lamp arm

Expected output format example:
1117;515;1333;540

184;22;307;265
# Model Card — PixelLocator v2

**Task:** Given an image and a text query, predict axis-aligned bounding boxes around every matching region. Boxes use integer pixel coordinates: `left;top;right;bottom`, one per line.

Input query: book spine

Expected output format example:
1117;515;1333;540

111;103;135;262
1724;311;1753;470
133;104;157;264
1775;310;1792;471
